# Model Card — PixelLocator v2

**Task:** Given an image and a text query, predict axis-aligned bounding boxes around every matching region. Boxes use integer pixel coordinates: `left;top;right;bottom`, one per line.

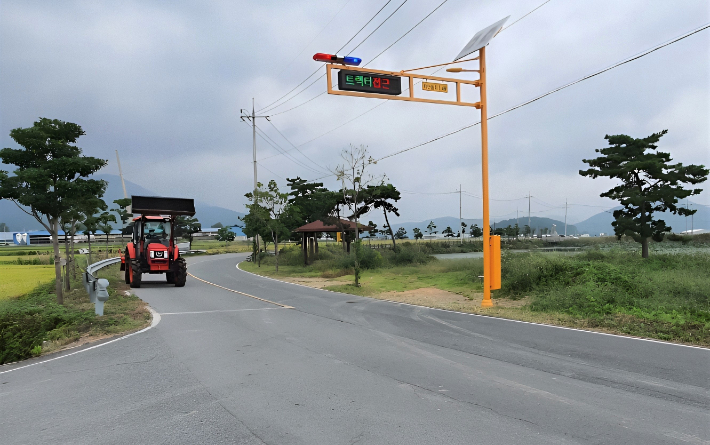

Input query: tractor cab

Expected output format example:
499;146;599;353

121;195;195;288
132;215;173;272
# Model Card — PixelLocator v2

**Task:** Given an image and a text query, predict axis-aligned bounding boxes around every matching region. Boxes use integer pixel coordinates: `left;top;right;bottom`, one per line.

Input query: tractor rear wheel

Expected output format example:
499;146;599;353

174;257;187;287
124;250;131;284
130;260;142;288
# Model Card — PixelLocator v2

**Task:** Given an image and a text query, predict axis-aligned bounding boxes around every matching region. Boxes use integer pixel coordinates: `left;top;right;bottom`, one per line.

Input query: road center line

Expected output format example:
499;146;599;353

161;307;283;315
187;272;294;309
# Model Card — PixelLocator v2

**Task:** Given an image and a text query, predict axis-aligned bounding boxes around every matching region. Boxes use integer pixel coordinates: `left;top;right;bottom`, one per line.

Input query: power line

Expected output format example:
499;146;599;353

272;0;354;78
267;119;329;171
339;0;394;54
264;0;446;116
256;162;287;181
375;22;710;162
266;0;548;123
258;0;396;114
254;125;328;175
347;0;408;55
366;0;448;66
243;119;328;176
498;0;551;33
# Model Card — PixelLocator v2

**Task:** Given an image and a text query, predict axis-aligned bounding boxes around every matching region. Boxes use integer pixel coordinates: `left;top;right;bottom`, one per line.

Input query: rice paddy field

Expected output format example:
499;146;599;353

0;265;56;300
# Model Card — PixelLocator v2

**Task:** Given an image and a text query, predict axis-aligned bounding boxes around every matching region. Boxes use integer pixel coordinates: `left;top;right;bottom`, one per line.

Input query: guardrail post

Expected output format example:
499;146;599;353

85;257;121;316
94;278;110;316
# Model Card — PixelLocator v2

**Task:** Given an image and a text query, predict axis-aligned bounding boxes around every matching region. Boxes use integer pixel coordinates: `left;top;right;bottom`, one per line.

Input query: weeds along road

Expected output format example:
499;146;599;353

1;253;708;444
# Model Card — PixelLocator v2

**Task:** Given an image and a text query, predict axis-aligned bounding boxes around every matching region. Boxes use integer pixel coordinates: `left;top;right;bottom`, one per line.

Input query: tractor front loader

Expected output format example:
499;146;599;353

120;195;195;288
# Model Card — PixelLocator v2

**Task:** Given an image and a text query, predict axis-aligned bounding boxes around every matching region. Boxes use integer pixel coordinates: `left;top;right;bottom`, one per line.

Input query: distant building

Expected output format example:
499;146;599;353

680;228;708;235
195;226;247;240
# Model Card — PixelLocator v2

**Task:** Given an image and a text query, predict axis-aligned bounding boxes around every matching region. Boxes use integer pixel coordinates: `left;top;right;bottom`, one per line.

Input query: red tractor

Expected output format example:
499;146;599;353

120;195;195;288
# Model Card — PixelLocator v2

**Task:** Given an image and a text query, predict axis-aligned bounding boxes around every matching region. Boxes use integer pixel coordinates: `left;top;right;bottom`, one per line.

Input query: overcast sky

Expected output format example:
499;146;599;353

1;0;708;227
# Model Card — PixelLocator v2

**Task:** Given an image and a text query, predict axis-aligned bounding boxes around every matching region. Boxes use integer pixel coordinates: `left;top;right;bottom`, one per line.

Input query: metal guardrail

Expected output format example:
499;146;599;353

82;257;121;316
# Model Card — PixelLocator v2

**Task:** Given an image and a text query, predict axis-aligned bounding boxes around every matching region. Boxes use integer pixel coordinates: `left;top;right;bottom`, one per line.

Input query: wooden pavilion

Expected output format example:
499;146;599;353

293;219;373;265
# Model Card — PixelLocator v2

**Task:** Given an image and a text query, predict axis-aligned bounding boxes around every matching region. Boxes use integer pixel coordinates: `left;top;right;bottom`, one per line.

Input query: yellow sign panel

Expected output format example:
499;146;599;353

422;82;448;93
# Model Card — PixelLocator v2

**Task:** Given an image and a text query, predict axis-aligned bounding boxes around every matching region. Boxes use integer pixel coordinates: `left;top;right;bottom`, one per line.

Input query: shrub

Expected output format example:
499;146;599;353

388;248;433;266
0;283;94;364
666;233;692;244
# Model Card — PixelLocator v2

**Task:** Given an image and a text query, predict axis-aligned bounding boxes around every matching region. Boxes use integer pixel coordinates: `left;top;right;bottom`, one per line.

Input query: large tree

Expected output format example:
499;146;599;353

580;130;707;258
238;201;271;266
0;118;106;303
356;183;401;250
334;144;381;243
97;211;117;259
244;181;292;271
112;198;132;239
285;176;340;241
61;192;107;287
175;216;201;243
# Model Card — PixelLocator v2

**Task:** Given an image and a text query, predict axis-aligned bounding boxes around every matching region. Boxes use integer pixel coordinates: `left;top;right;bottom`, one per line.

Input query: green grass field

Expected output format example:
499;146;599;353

241;243;710;346
0;265;56;300
0;263;150;364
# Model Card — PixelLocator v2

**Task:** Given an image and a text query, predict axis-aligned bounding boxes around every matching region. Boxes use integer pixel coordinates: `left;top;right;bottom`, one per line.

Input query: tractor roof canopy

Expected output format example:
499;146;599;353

131;195;196;217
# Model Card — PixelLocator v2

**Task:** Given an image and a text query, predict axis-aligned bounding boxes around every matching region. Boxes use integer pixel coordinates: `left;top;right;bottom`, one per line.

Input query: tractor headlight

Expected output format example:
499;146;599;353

150;251;154;259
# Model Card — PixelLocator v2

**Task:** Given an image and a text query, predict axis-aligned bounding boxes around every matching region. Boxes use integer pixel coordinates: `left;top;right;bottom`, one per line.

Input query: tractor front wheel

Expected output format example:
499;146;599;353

174;257;187;287
166;272;175;284
130;260;142;288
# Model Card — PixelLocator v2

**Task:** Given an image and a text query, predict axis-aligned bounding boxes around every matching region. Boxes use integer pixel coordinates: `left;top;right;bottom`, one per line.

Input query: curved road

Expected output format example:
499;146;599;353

1;253;708;444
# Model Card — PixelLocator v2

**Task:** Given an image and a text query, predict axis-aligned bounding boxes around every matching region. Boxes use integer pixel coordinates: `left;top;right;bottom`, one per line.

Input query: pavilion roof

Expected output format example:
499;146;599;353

293;219;374;233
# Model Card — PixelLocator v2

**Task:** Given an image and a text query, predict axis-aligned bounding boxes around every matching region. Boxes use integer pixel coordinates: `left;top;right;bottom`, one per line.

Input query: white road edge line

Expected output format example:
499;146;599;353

235;262;709;351
161;307;284;315
0;306;162;375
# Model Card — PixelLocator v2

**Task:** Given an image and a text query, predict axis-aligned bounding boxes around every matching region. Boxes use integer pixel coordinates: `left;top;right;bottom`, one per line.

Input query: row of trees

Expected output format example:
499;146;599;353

0;118;112;303
0;118;209;304
240;146;402;285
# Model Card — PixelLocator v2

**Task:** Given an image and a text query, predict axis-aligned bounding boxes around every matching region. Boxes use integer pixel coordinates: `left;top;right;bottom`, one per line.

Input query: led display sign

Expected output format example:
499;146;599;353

338;70;402;96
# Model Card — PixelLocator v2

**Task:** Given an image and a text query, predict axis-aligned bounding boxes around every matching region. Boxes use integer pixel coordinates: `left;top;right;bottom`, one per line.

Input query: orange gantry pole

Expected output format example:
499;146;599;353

479;46;493;308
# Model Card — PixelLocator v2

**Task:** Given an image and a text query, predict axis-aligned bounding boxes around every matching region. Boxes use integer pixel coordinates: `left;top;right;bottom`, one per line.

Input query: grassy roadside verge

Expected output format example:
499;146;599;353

0;264;150;364
241;248;710;347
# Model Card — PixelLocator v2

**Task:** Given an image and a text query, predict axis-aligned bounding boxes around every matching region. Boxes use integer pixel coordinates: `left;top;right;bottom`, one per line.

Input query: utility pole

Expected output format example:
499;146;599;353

116;150;129;240
459;184;463;244
115;150;128;200
240;99;270;252
526;192;532;237
516;208;519;236
564;198;568;237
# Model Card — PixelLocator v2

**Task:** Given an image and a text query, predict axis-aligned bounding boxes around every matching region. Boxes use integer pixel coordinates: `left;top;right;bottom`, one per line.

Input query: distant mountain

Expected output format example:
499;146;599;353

378;217;481;237
494;217;578;235
0;174;244;231
384;216;576;237
574;203;709;235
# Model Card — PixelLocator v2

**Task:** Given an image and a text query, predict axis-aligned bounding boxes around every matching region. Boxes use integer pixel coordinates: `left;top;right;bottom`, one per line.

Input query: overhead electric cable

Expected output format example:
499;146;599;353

346;0;408;55
498;0;551;33
375;22;710;162
267;119;329;171
261;0;407;114
258;0;395;114
242;119;327;175
256;162;287;180
254;125;328;175
267;0;449;117
266;0;543;136
366;0;447;66
273;0;354;77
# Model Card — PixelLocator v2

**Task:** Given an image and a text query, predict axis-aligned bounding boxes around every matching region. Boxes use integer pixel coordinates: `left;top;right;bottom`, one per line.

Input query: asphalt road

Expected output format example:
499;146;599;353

1;253;708;444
